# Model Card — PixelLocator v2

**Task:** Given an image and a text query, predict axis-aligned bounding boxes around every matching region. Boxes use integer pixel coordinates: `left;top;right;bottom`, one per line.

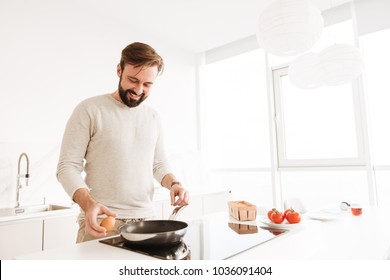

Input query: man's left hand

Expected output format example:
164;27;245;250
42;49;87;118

170;184;189;206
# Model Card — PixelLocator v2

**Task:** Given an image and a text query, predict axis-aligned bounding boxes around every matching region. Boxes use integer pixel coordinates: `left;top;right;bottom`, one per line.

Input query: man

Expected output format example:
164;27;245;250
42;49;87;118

57;42;189;243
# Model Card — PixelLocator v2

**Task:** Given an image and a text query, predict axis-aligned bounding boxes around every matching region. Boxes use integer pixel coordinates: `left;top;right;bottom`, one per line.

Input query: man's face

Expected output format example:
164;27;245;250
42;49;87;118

117;63;158;107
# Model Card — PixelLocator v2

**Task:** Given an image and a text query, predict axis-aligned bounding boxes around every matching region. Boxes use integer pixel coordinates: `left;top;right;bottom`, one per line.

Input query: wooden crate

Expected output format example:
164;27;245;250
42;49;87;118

228;201;257;221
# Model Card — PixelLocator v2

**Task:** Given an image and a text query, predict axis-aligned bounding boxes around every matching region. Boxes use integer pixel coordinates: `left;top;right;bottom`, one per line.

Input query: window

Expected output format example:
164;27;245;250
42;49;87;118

271;18;366;167
273;66;365;167
202;48;273;206
360;28;390;166
203;49;270;169
360;28;390;206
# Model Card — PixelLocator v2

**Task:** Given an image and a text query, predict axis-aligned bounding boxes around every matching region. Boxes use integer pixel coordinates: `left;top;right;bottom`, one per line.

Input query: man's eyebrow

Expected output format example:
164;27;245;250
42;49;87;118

127;75;139;81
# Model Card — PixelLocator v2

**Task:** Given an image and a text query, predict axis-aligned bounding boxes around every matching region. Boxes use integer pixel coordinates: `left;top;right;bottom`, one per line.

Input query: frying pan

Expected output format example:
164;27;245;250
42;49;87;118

118;205;187;247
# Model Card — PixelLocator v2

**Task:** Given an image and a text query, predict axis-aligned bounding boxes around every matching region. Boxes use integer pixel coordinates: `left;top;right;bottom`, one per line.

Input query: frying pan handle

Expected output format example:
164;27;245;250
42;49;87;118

168;205;186;220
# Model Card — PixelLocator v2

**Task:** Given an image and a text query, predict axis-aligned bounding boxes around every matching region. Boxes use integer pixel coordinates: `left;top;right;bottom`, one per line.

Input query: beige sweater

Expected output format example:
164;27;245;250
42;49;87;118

56;94;172;218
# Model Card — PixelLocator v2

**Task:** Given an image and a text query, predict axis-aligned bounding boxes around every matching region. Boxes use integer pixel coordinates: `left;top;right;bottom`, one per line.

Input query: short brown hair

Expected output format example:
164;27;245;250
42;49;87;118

120;42;164;75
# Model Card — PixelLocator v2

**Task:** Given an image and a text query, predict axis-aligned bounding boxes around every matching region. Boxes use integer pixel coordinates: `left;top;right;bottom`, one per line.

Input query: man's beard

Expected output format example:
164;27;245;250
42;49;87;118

118;81;146;108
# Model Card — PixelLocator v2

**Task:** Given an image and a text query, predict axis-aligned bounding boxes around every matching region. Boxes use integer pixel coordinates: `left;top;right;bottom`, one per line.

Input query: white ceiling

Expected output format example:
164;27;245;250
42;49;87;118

83;0;352;53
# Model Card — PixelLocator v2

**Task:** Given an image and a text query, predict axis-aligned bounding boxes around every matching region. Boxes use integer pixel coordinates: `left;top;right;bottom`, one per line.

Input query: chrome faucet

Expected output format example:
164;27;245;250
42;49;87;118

16;152;30;208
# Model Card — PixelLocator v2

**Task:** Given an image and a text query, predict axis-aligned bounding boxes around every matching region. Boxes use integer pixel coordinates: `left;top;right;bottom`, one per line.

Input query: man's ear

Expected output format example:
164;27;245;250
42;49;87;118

117;64;121;77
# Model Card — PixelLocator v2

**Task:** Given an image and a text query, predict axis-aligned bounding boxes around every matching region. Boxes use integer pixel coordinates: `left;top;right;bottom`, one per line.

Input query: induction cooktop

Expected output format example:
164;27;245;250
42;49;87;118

100;236;190;260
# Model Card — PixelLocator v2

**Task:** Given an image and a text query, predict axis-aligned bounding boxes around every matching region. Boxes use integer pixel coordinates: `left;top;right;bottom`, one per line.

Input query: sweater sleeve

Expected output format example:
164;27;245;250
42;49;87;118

152;113;173;184
56;101;93;199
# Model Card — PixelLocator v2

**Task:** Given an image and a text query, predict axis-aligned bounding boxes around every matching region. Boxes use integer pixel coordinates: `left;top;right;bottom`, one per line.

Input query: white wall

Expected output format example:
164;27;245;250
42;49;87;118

0;0;198;207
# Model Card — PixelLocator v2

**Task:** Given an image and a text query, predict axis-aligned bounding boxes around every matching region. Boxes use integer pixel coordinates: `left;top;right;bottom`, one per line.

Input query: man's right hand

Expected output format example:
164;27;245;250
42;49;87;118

84;202;117;237
73;188;117;237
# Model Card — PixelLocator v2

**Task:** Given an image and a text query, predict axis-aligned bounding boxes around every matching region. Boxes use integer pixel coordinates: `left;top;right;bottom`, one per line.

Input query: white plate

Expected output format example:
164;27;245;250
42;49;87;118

258;216;304;230
305;209;342;221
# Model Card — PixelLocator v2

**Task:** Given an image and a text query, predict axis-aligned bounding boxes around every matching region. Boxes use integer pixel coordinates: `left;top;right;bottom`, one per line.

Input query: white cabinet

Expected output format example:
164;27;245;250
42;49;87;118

0;209;79;259
0;220;43;259
43;215;78;250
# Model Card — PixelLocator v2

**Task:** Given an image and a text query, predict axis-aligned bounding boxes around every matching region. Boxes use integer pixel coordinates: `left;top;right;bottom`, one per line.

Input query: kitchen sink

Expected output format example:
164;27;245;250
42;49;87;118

0;204;73;217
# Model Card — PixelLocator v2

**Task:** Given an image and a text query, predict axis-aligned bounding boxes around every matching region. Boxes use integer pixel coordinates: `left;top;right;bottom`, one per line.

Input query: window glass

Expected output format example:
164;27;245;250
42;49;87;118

203;49;270;168
360;28;390;165
271;18;364;166
360;28;390;206
280;76;359;160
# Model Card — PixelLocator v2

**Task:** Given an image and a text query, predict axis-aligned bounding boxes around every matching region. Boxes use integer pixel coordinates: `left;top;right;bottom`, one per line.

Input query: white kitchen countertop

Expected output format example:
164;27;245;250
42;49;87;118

15;206;390;260
309;205;390;259
234;205;390;260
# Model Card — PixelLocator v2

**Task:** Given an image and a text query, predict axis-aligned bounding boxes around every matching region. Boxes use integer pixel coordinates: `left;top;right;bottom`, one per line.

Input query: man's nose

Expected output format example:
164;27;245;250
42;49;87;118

133;84;143;95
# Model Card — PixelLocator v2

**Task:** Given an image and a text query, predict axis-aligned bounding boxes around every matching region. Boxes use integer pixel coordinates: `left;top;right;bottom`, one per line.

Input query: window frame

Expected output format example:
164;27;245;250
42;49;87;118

272;65;367;168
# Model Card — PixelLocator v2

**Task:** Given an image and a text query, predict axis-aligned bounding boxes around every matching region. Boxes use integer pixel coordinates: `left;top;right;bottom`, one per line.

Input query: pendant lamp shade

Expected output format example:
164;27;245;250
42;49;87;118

288;44;364;88
256;0;323;57
319;44;364;86
288;53;322;89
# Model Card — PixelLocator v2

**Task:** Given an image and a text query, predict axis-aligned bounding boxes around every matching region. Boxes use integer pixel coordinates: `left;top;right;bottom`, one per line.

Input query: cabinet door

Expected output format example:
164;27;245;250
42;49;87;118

0;220;43;259
43;215;78;250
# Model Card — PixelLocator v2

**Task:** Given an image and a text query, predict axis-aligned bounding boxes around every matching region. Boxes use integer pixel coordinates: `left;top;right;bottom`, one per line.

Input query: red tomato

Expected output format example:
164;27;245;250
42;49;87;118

286;210;301;224
267;208;277;220
283;208;292;219
270;211;284;224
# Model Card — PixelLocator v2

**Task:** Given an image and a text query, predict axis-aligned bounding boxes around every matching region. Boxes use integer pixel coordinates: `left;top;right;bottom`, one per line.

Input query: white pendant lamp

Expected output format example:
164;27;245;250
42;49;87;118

256;0;324;57
288;52;322;89
288;44;364;88
319;44;364;86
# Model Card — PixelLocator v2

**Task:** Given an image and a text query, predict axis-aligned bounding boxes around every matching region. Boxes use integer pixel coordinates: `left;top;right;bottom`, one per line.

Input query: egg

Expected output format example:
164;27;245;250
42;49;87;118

100;216;116;232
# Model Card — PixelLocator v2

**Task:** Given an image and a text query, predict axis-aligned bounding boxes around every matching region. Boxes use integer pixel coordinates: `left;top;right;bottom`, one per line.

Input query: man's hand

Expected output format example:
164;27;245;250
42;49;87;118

84;202;117;237
73;188;117;237
161;174;190;206
170;183;189;206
